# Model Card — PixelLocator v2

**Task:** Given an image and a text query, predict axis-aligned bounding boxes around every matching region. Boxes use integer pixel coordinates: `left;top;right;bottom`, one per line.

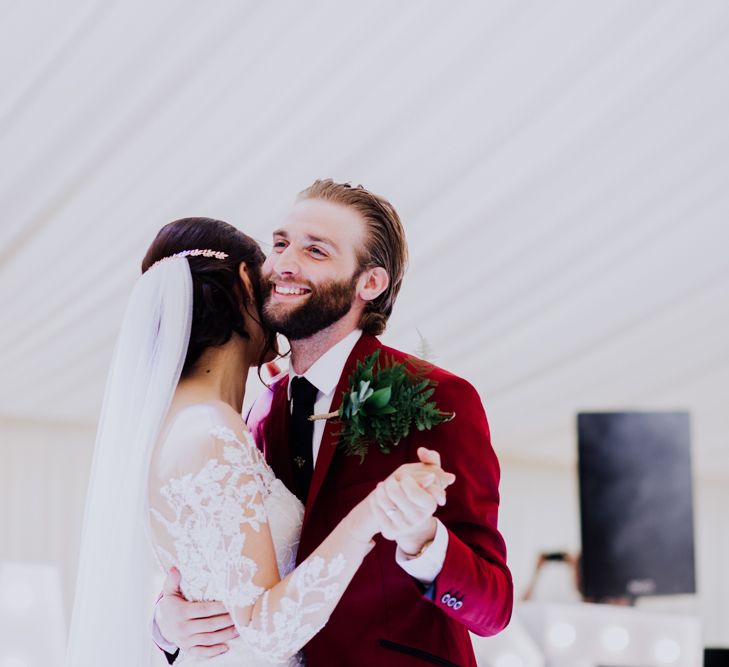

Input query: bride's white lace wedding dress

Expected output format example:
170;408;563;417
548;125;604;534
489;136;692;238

148;405;368;666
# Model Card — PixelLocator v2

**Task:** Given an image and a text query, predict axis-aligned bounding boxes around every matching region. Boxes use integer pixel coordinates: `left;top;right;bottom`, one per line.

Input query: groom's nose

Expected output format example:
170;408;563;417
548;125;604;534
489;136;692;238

271;244;300;278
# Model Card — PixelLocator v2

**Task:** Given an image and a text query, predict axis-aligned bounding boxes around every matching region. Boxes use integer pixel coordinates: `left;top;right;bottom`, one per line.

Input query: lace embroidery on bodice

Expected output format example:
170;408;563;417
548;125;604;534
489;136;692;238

150;426;296;605
148;416;353;666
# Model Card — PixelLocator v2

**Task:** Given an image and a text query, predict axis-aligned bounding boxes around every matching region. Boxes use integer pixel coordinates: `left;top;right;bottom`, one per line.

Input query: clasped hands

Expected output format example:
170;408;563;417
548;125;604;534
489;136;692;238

346;446;456;555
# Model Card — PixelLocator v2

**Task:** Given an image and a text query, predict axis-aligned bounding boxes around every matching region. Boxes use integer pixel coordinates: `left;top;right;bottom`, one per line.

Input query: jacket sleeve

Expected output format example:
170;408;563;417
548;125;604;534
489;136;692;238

151;593;180;664
414;373;513;636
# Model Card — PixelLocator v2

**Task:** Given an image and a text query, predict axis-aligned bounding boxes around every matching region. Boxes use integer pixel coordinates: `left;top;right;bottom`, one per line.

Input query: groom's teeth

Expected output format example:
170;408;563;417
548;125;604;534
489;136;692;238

275;285;309;296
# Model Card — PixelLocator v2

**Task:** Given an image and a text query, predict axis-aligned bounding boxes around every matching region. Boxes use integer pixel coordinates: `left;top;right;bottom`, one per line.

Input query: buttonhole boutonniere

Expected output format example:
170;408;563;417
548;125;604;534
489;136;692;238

309;349;455;462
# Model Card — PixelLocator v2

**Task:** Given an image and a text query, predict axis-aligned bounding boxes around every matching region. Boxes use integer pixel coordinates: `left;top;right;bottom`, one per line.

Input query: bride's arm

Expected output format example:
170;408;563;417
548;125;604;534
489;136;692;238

151;412;444;662
226;488;375;663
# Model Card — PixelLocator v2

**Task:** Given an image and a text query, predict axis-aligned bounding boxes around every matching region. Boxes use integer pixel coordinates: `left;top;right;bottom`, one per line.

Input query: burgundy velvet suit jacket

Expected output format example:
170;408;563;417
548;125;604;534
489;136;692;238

250;334;513;667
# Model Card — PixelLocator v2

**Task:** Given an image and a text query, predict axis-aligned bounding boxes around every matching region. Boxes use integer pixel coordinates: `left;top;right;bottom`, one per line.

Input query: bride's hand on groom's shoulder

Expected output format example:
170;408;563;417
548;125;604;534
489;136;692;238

157;566;239;657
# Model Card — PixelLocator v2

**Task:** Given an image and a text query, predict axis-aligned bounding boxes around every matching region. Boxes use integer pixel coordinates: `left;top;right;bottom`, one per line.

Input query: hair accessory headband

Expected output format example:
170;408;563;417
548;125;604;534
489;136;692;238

151;248;229;269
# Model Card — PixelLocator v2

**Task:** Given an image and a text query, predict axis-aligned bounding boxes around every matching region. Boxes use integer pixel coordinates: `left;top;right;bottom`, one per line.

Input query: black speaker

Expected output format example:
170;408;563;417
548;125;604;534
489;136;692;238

578;411;695;599
705;648;729;666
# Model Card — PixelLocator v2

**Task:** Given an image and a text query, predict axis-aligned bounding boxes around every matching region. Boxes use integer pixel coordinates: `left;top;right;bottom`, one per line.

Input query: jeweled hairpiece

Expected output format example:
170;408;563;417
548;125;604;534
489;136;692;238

151;248;229;269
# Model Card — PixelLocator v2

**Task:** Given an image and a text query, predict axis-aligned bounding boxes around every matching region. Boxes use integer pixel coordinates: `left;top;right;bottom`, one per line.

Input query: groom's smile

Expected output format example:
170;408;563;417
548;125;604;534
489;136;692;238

262;273;359;340
271;282;313;299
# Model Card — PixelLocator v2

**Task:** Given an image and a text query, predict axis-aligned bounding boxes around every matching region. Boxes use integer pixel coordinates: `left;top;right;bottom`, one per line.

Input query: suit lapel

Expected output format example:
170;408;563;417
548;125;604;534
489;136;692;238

302;334;382;530
265;377;295;493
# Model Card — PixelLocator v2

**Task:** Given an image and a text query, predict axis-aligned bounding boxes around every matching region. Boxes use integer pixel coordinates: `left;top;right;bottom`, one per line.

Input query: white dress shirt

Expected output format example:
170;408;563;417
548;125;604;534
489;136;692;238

287;329;448;584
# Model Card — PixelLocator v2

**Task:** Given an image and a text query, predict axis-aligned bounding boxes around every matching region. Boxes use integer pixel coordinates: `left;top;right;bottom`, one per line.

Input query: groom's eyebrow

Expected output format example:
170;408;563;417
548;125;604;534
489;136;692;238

273;228;340;253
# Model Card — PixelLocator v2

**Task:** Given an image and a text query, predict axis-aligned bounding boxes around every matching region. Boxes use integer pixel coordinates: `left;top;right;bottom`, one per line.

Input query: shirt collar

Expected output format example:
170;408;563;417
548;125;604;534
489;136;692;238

287;329;362;399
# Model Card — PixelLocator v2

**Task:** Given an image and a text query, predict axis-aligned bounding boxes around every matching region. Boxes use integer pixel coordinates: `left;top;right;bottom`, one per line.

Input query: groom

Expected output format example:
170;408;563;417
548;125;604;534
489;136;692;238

155;180;513;666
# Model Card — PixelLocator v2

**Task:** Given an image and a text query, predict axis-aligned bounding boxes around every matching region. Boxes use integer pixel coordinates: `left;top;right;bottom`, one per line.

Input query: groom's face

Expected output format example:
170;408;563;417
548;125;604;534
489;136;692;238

260;198;367;340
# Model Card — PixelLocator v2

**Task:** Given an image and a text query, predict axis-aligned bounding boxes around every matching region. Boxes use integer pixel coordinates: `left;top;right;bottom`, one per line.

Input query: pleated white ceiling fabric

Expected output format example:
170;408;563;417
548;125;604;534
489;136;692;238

1;0;728;475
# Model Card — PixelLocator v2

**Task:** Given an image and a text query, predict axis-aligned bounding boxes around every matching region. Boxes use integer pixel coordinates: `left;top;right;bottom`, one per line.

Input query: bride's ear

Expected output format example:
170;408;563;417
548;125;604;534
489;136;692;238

238;261;255;301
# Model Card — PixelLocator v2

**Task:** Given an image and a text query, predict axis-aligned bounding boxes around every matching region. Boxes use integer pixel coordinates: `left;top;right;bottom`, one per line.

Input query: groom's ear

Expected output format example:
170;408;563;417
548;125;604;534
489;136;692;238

357;266;389;303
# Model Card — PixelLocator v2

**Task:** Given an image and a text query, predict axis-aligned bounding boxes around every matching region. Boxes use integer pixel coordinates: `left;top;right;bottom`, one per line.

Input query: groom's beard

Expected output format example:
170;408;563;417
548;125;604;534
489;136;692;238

261;273;359;340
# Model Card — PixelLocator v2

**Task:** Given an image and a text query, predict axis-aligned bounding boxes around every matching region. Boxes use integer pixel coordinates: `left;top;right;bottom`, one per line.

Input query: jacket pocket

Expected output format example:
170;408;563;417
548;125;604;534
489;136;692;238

379;639;460;667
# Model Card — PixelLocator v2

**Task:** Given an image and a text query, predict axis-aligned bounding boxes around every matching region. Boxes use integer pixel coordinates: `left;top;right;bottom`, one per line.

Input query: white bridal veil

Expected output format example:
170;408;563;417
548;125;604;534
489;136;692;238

65;257;192;666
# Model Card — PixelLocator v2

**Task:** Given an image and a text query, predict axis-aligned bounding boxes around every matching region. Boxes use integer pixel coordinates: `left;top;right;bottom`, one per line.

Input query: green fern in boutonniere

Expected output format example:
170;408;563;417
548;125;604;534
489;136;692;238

309;349;455;462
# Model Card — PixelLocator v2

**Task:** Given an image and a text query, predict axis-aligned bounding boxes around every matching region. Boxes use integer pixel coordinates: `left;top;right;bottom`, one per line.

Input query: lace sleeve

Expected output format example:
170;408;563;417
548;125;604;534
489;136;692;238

151;419;374;663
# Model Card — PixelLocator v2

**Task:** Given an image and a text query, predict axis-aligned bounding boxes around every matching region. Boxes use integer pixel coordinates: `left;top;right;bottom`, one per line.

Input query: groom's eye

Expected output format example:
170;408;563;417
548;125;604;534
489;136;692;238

273;240;287;251
308;246;327;258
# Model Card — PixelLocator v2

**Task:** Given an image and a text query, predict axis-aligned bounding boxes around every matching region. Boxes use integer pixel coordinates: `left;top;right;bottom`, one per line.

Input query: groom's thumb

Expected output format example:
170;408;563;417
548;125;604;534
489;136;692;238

163;567;182;597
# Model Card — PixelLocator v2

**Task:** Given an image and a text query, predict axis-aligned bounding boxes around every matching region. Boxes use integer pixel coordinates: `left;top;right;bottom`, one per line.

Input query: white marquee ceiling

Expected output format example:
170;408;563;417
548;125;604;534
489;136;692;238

1;1;728;476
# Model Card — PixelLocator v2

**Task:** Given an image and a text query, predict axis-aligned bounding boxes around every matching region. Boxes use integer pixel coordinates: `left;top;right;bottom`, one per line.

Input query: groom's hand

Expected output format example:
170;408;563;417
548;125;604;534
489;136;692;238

157;567;238;658
394;447;455;499
371;448;455;553
394;447;450;555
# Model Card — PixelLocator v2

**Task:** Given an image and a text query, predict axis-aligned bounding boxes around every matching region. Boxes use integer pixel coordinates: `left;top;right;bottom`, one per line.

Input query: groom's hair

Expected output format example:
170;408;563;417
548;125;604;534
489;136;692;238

297;180;408;336
141;217;276;376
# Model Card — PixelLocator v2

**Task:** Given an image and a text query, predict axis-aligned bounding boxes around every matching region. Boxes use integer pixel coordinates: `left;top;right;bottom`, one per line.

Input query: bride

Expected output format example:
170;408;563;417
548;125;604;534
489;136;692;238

65;217;452;666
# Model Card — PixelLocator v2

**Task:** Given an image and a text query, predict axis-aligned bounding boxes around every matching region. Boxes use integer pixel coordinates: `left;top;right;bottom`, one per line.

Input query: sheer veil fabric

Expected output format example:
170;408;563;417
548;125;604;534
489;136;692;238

65;257;192;666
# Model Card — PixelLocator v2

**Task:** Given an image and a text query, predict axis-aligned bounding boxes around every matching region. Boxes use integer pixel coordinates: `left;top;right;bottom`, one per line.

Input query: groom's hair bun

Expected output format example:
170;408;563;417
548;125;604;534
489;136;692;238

298;180;408;336
141;217;275;376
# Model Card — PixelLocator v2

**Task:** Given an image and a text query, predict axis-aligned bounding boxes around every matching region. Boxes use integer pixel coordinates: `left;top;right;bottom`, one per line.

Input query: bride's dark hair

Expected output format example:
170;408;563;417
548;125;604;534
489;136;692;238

141;217;275;377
